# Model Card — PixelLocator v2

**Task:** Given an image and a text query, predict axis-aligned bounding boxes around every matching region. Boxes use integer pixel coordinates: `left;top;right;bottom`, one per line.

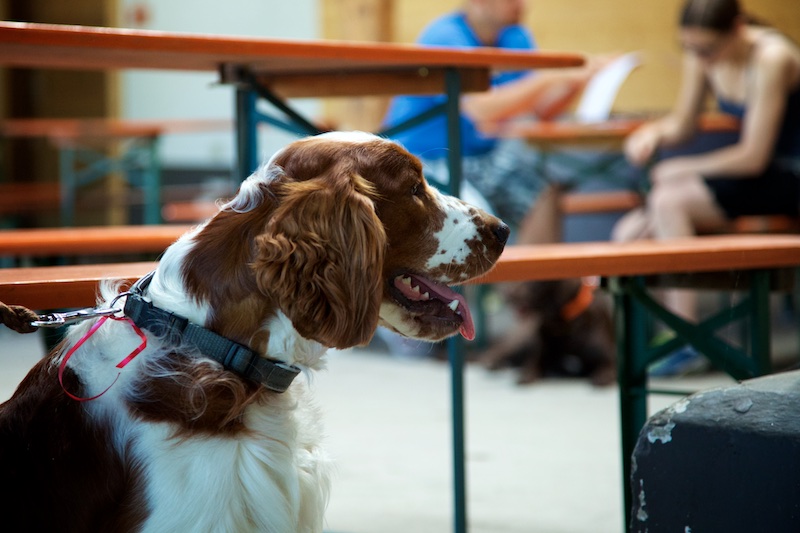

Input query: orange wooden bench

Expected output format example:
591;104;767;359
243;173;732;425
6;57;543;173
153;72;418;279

161;192;642;223
1;233;799;524
1;233;797;309
558;189;800;234
0;183;61;216
1;118;232;224
0;224;191;257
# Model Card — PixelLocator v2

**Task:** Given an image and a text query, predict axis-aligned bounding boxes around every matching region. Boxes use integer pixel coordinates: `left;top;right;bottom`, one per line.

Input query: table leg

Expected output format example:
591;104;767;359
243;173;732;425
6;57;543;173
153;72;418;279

750;270;772;374
59;146;76;227
142;137;161;225
611;276;649;531
236;86;259;183
444;68;468;533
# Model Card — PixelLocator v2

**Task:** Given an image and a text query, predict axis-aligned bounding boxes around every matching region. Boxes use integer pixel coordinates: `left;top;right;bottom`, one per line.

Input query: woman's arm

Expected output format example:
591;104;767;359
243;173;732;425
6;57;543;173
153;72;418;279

656;44;793;180
624;54;708;165
460;65;593;125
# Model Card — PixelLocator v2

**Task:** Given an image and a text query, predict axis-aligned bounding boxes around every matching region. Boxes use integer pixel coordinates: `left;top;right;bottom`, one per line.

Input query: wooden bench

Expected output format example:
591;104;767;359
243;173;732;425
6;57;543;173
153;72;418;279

0;224;190;257
1;118;232;225
162;191;641;223
558;189;800;235
3;233;799;527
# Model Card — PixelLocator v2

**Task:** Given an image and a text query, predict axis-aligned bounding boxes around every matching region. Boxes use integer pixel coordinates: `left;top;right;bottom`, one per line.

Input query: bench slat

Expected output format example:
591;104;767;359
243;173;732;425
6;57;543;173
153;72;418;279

0;261;156;310
3;235;800;311
477;235;800;284
0;225;191;256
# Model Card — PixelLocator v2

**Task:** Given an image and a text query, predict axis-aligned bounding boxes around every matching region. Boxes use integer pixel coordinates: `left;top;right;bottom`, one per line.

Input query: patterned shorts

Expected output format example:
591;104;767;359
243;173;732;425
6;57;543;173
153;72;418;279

420;139;546;227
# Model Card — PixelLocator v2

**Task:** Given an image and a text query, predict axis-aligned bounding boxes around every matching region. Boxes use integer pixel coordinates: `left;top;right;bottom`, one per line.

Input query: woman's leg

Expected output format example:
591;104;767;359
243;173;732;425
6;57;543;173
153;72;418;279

647;175;728;321
648;175;728;239
611;207;654;242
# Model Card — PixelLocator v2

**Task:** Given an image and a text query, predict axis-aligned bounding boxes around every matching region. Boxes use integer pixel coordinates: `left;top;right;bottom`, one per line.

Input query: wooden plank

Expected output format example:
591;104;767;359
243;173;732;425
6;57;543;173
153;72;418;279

0;261;155;310
161;202;219;223
163;191;642;223
477;235;800;284
1;118;232;141
0;21;584;76
0;224;191;256
560;190;641;214
3;235;800;311
262;68;491;98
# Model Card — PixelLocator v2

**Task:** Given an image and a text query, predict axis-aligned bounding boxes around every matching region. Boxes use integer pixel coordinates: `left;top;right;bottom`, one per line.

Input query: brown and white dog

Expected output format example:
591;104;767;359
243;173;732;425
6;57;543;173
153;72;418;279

0;132;508;532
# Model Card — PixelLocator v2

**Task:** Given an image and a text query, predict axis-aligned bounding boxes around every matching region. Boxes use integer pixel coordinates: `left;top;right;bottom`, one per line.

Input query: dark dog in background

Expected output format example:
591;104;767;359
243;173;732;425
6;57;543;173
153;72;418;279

479;277;615;385
478;183;616;386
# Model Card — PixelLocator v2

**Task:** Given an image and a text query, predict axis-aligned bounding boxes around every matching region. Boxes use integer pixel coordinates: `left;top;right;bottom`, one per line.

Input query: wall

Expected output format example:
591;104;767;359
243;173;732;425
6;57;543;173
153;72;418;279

391;0;800;115
117;0;318;168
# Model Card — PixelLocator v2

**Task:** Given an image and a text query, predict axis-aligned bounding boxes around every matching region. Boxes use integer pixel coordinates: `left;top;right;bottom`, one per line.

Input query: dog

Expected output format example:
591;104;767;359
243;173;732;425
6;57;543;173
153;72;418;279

0;131;508;532
479;278;616;386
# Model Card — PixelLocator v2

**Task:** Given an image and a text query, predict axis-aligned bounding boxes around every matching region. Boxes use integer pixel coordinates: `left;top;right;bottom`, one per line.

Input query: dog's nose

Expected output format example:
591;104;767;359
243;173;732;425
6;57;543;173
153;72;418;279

493;222;510;246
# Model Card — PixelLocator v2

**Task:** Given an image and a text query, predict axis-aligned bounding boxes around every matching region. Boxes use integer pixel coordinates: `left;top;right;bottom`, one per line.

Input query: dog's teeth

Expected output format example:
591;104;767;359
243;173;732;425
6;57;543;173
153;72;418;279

401;276;412;286
448;300;459;312
411;285;421;294
422;292;430;300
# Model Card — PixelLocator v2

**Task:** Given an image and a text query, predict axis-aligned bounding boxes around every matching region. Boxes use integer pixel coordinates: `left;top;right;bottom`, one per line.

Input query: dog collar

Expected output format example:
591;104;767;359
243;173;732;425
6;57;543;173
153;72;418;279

560;277;598;322
123;271;301;393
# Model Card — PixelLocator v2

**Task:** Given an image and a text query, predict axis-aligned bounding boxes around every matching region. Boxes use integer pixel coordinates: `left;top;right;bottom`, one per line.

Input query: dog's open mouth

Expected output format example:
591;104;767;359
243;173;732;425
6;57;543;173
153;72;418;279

389;273;475;340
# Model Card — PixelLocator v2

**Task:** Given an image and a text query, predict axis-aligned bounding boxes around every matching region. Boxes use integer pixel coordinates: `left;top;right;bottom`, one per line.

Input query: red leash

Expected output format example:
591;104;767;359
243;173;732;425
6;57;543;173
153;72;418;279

58;315;147;402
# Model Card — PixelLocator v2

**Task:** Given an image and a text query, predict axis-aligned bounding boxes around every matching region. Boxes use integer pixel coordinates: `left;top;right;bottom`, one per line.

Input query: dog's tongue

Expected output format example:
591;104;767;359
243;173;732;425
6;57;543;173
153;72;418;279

395;275;476;340
458;301;476;340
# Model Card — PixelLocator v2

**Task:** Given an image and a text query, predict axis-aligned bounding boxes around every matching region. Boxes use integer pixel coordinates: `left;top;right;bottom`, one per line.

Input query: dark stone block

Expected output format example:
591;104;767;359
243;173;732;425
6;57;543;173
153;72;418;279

631;371;800;532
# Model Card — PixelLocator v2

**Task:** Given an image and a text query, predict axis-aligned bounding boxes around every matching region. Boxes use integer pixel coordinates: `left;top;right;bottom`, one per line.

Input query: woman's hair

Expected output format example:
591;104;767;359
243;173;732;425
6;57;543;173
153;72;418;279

680;0;742;32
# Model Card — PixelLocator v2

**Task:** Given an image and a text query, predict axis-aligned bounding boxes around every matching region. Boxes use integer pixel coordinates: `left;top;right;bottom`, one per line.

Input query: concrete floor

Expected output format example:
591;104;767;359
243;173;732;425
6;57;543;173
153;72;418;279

0;325;740;533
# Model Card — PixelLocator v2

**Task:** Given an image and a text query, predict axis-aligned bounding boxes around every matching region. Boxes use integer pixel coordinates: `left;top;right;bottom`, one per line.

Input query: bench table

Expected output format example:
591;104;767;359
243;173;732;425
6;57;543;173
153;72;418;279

0;22;587;533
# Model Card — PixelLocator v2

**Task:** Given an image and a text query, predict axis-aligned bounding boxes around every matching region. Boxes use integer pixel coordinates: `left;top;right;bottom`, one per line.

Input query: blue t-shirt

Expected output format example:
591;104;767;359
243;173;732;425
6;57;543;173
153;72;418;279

383;12;536;158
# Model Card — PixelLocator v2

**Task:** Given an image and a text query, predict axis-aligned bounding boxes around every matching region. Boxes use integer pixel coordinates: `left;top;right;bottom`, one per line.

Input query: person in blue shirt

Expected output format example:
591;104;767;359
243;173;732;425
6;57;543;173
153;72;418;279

383;0;601;242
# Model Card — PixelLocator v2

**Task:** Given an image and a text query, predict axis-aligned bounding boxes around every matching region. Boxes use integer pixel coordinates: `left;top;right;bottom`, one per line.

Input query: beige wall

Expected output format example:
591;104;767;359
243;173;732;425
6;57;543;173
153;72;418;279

390;0;800;114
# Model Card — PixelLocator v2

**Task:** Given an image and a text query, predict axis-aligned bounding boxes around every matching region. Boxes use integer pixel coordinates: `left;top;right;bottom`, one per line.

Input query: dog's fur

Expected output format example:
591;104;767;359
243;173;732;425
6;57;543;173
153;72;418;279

0;132;508;532
479;279;616;385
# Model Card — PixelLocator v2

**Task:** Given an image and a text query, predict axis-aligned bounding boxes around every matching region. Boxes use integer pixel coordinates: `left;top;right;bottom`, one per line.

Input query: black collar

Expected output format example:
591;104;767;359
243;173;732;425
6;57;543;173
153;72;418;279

123;272;301;393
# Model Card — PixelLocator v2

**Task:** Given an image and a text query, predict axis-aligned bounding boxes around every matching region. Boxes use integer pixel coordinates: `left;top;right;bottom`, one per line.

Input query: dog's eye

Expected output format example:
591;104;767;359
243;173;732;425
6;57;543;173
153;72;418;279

411;182;423;196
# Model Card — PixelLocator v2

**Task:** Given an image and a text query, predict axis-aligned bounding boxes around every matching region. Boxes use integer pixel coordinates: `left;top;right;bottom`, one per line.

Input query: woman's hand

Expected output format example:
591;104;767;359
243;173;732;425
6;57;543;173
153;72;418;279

624;124;661;166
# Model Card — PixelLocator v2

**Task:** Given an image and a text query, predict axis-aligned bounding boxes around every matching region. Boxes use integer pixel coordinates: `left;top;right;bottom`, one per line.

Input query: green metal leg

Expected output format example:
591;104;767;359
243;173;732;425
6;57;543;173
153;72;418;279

444;67;468;533
236;86;260;183
59;147;76;227
612;277;649;531
750;270;772;375
142;137;161;225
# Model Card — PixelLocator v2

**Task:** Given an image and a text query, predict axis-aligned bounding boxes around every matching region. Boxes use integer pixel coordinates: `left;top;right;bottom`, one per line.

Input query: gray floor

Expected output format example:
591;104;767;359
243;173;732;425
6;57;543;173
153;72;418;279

0;325;740;533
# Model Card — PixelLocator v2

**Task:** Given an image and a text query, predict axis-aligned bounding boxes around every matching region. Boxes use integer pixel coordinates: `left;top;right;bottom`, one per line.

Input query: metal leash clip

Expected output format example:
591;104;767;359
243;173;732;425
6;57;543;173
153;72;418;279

32;306;120;328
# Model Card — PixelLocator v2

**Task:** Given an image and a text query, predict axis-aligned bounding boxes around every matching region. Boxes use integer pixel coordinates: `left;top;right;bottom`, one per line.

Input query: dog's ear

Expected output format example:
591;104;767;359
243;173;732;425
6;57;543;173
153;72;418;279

253;171;386;349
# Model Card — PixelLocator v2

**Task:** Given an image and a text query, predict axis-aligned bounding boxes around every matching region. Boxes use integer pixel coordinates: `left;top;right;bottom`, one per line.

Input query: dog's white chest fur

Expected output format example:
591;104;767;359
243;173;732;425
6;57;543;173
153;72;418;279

132;384;330;533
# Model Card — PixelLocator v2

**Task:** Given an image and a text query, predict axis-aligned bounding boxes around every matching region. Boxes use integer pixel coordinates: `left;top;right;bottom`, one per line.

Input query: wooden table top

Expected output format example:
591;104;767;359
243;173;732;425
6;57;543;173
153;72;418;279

0;22;584;97
0;21;583;75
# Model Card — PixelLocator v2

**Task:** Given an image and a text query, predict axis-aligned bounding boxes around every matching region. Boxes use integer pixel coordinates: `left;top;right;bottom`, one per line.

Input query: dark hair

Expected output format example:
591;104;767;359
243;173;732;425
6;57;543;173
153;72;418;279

680;0;742;32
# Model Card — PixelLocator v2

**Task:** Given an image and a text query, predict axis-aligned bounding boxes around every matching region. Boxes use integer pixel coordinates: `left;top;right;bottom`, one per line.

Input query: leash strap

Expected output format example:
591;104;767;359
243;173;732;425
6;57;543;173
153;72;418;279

58;315;147;402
